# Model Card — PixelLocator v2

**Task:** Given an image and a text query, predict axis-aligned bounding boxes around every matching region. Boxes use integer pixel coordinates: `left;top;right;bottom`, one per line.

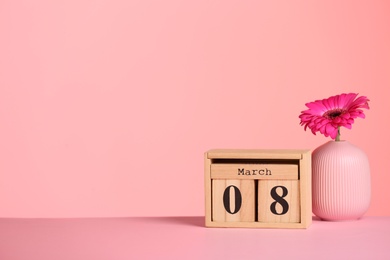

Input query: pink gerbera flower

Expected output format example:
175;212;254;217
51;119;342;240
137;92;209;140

299;93;370;140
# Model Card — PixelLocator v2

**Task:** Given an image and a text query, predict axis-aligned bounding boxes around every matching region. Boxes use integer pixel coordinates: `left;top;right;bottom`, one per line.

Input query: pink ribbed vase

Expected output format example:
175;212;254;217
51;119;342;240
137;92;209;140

312;141;371;221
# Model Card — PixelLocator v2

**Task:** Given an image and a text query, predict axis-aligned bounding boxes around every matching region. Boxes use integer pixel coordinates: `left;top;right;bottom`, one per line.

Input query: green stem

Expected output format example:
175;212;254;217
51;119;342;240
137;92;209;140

335;126;341;141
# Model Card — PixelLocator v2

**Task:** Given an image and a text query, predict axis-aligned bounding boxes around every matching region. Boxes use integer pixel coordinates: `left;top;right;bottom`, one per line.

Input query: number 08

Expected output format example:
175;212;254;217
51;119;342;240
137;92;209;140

222;185;289;215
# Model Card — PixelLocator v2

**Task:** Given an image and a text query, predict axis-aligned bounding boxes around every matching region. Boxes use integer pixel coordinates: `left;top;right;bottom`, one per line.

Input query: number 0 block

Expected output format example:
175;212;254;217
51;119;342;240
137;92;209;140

212;180;255;222
205;149;311;229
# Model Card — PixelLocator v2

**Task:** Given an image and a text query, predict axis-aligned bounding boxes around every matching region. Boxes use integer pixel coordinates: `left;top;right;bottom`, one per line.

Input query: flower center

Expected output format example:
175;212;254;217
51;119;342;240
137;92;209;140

324;109;344;119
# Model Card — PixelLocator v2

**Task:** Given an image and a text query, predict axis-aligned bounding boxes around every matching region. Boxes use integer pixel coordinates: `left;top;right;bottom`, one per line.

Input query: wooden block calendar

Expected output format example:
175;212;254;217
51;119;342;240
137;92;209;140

205;149;312;228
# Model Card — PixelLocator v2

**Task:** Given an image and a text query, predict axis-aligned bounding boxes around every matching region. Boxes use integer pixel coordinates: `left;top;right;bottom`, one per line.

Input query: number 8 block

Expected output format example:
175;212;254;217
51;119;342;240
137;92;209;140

258;180;300;223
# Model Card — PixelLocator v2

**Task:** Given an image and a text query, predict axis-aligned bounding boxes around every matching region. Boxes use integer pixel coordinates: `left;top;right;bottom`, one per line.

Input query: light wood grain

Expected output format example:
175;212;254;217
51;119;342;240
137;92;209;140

207;149;308;159
205;149;312;228
258;180;300;223
204;152;212;227
211;164;298;180
212;180;255;222
299;150;312;228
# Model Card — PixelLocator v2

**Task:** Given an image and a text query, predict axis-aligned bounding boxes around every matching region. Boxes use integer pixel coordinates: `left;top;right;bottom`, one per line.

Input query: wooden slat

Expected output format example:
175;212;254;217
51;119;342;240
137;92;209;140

207;149;308;159
211;164;298;180
299;151;312;228
205;221;306;229
204;153;212;227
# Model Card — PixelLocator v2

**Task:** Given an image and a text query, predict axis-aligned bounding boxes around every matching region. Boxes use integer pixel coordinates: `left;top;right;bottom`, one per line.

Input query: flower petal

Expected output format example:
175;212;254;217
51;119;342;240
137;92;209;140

299;93;369;139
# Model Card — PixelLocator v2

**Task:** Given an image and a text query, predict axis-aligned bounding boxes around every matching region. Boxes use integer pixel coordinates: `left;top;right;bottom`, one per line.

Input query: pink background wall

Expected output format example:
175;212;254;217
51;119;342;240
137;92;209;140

1;0;389;217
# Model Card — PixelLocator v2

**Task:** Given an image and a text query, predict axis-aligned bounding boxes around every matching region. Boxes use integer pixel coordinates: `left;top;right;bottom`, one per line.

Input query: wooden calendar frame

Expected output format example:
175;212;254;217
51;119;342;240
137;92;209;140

205;149;312;229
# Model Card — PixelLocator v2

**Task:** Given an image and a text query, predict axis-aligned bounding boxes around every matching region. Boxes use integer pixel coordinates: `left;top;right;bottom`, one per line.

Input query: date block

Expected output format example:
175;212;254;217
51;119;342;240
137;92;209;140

212;180;255;222
258;180;300;223
205;149;311;229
